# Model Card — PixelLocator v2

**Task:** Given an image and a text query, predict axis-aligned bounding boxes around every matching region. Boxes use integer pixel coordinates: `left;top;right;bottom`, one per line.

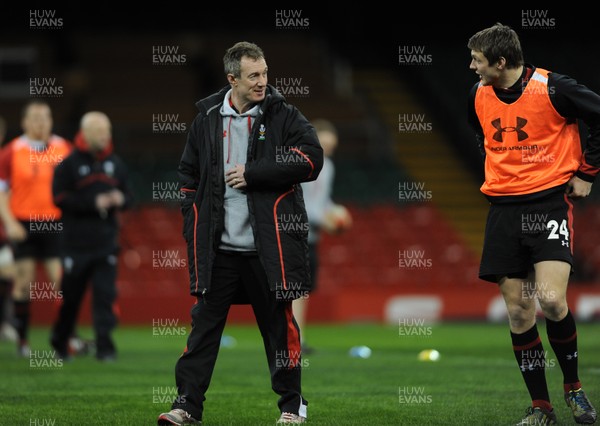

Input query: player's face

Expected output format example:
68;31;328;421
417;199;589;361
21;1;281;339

232;56;268;106
317;130;338;158
22;104;53;141
470;50;500;86
83;119;111;152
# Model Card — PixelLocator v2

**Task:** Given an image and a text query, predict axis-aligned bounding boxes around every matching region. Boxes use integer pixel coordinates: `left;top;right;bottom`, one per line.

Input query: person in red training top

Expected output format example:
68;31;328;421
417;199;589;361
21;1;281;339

0;100;72;357
50;111;133;362
0;114;17;343
467;23;598;425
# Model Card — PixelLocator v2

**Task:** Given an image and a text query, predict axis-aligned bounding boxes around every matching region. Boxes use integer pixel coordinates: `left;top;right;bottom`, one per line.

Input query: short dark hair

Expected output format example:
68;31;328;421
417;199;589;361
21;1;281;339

22;99;51;118
467;22;524;68
223;41;265;78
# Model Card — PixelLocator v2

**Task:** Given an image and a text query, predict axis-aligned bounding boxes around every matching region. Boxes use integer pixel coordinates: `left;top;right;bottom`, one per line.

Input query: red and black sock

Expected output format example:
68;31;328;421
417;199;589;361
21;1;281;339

546;310;581;393
511;324;552;411
13;300;30;343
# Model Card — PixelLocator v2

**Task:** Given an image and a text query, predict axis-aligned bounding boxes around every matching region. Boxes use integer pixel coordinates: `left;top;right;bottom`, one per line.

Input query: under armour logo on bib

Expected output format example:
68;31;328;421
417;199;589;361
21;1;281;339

491;117;529;142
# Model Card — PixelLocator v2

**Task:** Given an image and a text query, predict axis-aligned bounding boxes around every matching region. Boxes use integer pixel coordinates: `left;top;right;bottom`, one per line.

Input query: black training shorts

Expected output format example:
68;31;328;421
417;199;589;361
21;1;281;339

12;221;64;260
479;191;574;283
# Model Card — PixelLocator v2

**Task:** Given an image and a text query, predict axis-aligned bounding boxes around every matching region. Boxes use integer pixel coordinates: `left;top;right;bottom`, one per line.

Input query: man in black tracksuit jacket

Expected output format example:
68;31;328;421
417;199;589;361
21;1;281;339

158;42;323;425
50;111;133;361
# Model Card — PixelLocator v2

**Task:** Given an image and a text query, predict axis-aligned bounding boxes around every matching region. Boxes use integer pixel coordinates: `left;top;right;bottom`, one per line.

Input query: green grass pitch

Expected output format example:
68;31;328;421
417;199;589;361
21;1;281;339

1;321;598;425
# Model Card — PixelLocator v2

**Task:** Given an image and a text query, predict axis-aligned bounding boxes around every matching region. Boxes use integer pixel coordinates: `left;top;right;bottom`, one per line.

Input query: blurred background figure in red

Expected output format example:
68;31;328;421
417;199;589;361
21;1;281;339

0;101;72;357
0;114;18;344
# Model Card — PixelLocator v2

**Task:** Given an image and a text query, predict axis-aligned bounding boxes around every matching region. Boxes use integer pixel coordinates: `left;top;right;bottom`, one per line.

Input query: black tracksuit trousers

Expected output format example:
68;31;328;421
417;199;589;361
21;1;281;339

51;250;118;358
171;251;307;421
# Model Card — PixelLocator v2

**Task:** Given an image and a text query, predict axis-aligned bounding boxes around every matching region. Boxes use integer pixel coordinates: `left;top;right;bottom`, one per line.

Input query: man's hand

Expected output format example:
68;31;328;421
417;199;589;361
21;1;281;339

566;176;592;200
225;164;247;189
5;219;26;242
107;189;125;208
95;193;113;210
96;189;125;210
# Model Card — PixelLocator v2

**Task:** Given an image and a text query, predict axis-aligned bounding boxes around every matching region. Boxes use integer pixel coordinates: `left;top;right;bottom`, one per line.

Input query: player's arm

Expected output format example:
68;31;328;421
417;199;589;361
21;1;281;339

467;83;486;160
104;157;134;211
178;115;202;239
178;115;201;198
0;192;25;242
549;73;600;198
0;190;14;225
115;158;134;210
243;106;324;189
324;161;336;211
0;145;26;242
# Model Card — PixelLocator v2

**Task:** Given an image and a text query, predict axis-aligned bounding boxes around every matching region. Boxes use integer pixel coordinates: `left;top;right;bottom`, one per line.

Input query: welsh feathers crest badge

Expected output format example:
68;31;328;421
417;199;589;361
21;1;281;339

258;124;266;141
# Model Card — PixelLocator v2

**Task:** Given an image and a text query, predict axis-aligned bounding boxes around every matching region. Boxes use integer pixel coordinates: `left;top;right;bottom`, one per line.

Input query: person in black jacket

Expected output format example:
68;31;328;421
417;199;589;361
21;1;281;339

157;41;323;426
50;111;132;361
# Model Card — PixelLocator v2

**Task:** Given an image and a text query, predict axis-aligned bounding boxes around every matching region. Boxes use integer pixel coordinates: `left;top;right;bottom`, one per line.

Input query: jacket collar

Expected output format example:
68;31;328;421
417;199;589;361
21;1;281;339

74;131;113;160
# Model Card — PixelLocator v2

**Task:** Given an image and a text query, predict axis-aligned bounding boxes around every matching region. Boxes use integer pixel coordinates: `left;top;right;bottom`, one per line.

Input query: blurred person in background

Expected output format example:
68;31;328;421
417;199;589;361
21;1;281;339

0;114;18;343
0;101;72;357
294;118;351;354
50;111;133;362
157;41;323;425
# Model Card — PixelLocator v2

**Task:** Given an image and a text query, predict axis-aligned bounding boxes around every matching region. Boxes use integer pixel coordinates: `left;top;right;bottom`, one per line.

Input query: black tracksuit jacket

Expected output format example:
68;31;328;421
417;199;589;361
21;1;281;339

178;84;323;299
52;135;133;254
